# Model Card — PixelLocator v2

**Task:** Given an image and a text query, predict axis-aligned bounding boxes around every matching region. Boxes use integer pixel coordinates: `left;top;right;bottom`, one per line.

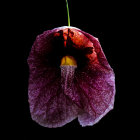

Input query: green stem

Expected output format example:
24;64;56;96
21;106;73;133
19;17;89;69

65;0;70;26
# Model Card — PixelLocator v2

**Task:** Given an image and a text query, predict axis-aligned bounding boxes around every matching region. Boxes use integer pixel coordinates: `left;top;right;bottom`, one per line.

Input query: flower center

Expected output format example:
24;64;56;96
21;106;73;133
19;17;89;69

60;56;77;66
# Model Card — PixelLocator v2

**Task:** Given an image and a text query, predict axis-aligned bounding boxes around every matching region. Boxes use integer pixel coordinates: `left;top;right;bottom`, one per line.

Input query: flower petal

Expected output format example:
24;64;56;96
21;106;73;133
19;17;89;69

72;29;116;126
27;29;80;128
27;26;115;127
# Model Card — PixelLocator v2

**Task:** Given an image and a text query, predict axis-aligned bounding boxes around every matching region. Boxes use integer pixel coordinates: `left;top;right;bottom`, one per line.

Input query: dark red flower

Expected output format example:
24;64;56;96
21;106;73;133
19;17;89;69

27;26;115;128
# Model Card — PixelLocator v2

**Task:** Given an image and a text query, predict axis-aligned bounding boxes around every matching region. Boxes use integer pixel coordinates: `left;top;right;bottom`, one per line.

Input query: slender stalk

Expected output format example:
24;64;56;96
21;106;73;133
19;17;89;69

65;0;70;26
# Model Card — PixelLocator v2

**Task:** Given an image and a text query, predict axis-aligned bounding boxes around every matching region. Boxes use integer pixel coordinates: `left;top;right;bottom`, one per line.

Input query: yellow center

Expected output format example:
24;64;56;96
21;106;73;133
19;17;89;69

60;56;77;66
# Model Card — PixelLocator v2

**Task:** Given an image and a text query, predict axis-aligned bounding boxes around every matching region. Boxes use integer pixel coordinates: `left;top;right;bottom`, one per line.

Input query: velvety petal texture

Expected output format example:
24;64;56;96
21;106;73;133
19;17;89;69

27;26;115;127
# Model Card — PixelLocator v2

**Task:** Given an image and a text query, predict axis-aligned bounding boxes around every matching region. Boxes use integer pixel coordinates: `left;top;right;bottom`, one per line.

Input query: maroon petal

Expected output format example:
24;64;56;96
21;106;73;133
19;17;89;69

73;28;115;126
27;26;115;127
27;29;80;127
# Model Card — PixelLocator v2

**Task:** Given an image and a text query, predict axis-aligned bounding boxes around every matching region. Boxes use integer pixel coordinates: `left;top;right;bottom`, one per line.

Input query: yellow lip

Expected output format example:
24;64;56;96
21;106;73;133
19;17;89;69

60;56;77;66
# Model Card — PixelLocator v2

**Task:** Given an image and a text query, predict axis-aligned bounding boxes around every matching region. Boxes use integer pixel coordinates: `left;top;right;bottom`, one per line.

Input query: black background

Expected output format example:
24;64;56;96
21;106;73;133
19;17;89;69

5;0;137;139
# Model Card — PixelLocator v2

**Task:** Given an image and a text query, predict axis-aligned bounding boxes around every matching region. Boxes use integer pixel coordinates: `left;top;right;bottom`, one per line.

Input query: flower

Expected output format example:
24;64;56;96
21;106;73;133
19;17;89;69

27;26;115;128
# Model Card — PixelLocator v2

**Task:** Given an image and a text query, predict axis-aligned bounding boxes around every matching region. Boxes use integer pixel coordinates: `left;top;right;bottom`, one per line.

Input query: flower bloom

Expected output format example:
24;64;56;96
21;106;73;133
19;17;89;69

27;26;115;128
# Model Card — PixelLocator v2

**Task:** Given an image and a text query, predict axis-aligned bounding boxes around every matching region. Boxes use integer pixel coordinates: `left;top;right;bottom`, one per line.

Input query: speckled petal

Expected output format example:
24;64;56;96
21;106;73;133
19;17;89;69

27;26;115;127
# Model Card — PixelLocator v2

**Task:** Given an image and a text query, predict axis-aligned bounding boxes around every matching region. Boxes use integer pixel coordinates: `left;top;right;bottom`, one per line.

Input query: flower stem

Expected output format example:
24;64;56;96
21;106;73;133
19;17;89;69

65;0;70;26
